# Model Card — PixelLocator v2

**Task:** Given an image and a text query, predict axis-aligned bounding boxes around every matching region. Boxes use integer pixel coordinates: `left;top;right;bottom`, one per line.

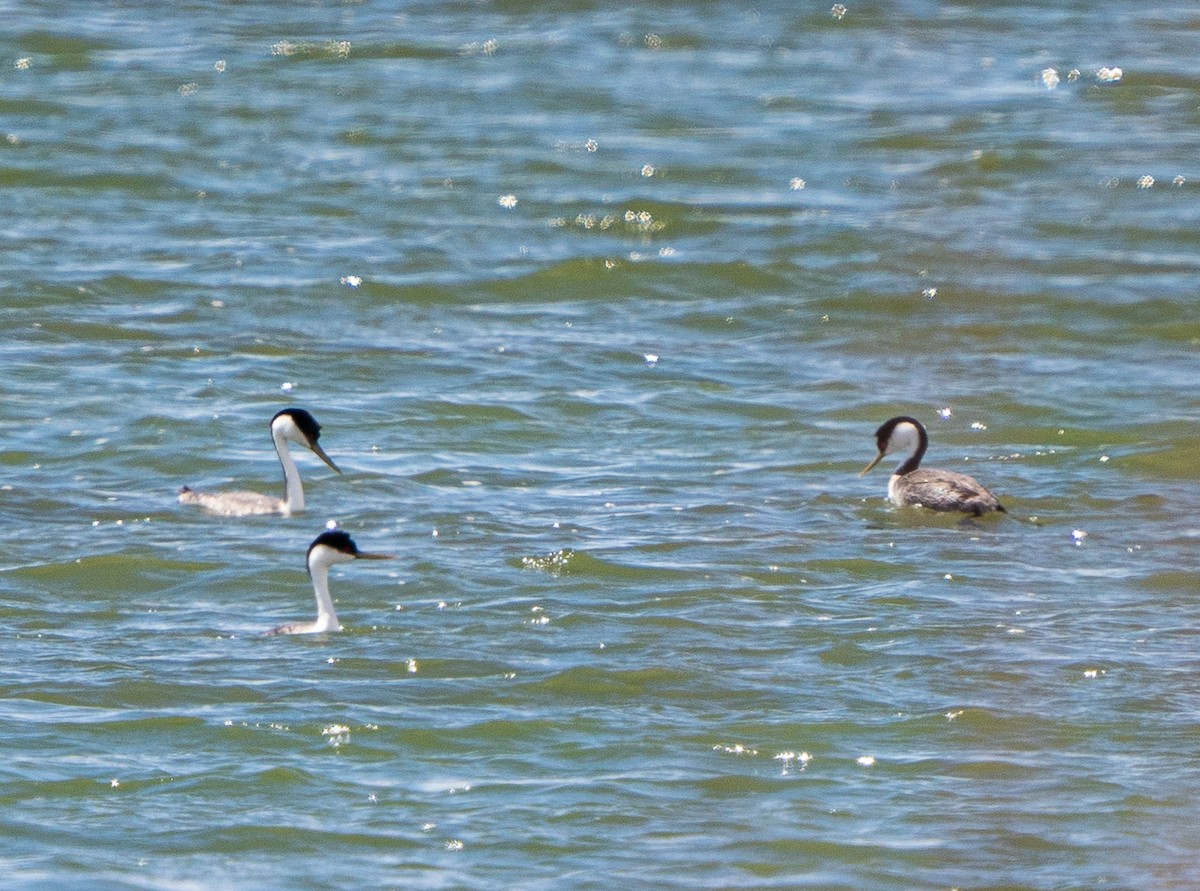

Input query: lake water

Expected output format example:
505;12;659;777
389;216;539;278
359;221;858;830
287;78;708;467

1;2;1198;888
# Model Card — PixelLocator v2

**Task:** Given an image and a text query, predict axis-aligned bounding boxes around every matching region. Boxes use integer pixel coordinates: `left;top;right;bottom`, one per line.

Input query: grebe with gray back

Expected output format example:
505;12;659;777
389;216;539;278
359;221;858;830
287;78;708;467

179;408;341;516
860;416;1005;516
269;527;394;635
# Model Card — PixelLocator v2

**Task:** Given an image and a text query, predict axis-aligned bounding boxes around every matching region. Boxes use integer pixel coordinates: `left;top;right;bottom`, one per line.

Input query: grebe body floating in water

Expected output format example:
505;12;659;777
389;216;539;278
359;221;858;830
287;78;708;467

179;408;341;517
269;528;394;635
860;416;1005;516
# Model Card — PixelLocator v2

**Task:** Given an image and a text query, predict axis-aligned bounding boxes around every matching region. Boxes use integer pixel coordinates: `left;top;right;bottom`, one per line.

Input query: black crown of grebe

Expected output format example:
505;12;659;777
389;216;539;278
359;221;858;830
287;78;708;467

179;408;342;517
860;416;1006;516
269;525;395;635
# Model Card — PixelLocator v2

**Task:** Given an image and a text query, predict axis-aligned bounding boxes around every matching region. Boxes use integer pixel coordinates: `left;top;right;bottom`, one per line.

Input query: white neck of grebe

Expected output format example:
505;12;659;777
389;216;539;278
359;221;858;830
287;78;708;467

887;420;927;476
308;562;342;633
273;430;306;515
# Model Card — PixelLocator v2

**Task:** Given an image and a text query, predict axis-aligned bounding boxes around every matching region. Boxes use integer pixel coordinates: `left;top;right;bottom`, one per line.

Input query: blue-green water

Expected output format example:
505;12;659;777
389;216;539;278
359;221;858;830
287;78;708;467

2;2;1198;888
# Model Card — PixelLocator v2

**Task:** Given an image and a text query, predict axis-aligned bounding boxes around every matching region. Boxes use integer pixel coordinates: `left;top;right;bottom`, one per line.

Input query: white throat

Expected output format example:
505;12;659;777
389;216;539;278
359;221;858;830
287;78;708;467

308;562;342;633
274;432;306;515
887;421;923;460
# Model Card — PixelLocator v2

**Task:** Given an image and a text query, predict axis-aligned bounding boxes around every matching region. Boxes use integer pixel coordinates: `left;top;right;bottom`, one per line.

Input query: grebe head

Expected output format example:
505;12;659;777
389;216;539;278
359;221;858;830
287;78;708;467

860;416;927;476
269;528;394;635
306;529;393;574
271;408;341;473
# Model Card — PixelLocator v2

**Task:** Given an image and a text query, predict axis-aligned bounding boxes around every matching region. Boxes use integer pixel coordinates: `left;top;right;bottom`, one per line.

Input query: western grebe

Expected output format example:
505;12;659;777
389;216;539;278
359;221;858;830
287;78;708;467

179;408;341;516
860;416;1006;516
269;528;394;635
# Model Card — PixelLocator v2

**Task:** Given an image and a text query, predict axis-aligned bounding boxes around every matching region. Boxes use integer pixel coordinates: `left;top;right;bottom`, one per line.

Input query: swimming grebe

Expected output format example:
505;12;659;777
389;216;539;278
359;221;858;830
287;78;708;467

860;416;1005;516
179;408;341;516
269;528;394;635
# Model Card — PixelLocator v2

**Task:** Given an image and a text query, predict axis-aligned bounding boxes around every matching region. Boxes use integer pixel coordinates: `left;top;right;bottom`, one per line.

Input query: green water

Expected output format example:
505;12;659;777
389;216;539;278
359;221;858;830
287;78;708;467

1;2;1198;889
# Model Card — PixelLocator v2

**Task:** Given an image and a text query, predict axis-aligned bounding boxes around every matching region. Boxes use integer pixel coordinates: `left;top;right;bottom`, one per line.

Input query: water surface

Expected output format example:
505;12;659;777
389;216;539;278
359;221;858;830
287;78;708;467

1;2;1198;888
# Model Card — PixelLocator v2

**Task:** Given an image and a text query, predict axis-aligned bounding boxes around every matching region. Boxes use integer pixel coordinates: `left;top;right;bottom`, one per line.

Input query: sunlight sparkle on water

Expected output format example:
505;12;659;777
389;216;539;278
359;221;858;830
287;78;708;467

714;743;758;756
624;210;664;232
774;751;812;774
322;725;351;747
521;548;575;573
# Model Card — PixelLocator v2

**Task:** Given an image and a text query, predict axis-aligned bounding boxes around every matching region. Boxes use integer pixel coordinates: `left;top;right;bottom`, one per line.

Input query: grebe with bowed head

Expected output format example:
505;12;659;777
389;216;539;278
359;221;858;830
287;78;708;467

860;416;1006;516
179;408;341;517
269;527;394;635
